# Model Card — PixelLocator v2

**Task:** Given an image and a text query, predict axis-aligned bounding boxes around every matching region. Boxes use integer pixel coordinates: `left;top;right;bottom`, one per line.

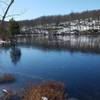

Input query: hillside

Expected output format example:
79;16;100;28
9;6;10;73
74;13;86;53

18;9;100;35
19;9;100;26
1;9;100;35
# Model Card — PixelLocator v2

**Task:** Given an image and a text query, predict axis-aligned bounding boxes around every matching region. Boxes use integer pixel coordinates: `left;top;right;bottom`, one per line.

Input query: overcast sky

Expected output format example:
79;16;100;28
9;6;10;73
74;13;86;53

0;0;100;20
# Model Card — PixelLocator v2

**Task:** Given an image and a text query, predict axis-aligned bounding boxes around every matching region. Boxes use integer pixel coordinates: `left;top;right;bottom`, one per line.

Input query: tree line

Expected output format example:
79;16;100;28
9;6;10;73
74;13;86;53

19;9;100;27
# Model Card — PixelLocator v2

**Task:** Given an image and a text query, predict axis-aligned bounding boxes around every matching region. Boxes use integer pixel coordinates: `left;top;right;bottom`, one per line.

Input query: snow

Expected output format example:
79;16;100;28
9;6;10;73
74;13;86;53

21;18;100;35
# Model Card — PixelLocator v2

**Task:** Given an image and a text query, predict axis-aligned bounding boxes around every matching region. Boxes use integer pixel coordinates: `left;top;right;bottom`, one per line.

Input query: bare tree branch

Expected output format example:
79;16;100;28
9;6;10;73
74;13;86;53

0;13;22;19
0;0;9;6
6;13;21;18
0;0;14;33
1;0;14;23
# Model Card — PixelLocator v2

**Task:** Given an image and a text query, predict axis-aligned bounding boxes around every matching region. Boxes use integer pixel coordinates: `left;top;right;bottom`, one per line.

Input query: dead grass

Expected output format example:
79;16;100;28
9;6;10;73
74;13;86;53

0;74;15;84
23;81;68;100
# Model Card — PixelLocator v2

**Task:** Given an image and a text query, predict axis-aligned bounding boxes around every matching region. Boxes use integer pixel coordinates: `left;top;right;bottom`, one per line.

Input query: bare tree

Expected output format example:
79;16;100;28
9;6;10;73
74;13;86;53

0;0;14;33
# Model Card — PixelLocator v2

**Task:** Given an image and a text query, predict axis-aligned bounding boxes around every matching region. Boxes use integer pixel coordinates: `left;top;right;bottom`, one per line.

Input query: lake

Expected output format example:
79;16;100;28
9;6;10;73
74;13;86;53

0;35;100;100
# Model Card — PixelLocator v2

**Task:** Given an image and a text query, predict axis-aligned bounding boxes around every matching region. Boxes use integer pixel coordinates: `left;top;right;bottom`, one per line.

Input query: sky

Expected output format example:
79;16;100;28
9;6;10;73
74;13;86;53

0;0;100;20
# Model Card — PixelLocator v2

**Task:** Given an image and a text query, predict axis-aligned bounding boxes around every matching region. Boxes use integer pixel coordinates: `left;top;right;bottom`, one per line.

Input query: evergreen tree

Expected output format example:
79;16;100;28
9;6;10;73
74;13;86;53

8;18;20;37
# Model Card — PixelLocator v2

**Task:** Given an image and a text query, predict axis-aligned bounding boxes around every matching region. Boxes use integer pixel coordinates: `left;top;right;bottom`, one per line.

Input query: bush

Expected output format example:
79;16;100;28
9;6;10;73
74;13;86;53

0;74;15;84
0;81;68;100
23;81;68;100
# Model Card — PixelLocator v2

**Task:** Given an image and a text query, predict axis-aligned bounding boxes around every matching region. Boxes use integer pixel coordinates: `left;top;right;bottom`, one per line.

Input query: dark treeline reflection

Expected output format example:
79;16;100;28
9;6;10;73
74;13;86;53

10;46;21;65
16;35;100;54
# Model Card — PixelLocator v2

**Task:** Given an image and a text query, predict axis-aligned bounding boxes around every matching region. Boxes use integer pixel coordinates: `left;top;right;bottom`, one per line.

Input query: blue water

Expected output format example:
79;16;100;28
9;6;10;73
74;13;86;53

0;44;100;100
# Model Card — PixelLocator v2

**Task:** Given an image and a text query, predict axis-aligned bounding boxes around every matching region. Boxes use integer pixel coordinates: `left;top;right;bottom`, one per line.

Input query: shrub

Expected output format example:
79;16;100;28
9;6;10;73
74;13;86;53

23;81;68;100
0;74;15;84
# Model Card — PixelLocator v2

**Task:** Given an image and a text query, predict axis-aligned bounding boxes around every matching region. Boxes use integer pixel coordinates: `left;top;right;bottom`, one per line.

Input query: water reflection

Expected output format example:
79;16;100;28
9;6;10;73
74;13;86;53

17;35;100;54
10;46;21;65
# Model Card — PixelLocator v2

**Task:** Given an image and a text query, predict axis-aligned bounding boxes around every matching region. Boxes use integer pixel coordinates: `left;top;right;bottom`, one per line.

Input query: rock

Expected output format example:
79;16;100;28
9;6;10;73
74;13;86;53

42;97;48;100
2;89;8;94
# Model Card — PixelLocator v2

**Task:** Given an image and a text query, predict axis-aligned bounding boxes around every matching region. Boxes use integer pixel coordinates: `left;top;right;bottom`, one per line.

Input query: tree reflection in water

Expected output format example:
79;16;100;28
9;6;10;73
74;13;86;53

10;46;21;65
17;35;100;54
